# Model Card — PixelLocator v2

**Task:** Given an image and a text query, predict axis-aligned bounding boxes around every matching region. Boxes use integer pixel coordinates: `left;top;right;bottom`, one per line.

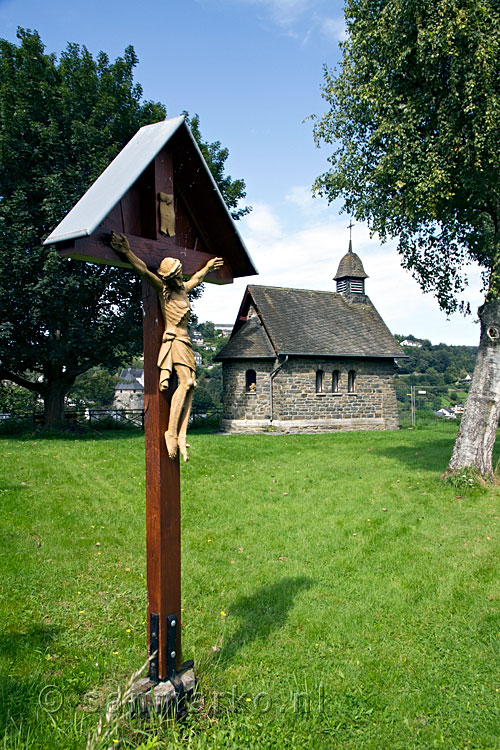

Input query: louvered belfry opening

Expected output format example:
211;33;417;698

336;277;365;294
333;236;368;296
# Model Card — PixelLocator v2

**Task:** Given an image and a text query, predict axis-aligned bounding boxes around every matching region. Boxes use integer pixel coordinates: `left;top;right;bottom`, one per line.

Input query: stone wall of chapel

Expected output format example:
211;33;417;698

221;359;274;421
221;357;399;432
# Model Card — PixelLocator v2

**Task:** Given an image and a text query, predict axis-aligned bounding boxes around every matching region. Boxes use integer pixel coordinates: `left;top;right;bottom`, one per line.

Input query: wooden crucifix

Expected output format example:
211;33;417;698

44;116;257;694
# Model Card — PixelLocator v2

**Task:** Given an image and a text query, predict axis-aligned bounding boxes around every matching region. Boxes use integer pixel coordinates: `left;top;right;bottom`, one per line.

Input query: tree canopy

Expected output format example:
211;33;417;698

0;29;249;424
313;0;500;477
313;0;500;314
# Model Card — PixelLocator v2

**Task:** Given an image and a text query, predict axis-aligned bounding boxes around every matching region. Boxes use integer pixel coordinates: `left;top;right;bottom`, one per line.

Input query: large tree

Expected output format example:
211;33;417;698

0;29;249;425
313;0;500;478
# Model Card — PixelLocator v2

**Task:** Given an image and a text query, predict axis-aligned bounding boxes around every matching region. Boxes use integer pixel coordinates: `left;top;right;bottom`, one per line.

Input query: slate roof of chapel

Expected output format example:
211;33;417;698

216;315;276;360
216;285;405;360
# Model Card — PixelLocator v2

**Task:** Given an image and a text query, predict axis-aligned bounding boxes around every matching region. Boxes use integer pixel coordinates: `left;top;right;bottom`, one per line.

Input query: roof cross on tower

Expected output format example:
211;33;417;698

348;220;354;252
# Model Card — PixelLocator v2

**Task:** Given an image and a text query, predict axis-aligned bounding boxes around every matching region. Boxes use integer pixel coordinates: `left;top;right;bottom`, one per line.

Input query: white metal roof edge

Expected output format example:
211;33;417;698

44;116;185;246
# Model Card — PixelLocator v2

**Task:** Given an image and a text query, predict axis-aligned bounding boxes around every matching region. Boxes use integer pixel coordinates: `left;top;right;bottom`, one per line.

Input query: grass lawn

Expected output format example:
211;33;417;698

1;421;500;749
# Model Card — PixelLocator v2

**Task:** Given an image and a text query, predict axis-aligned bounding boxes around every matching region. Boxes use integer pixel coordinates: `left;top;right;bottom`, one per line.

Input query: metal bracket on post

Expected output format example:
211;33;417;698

166;614;178;680
149;612;159;684
166;614;195;717
133;612;195;718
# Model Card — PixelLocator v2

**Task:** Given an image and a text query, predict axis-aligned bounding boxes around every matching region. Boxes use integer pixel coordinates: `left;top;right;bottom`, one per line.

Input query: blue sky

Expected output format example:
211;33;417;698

0;0;483;344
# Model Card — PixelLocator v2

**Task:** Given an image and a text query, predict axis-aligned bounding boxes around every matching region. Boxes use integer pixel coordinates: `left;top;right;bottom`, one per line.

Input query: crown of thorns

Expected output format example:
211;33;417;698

158;258;182;279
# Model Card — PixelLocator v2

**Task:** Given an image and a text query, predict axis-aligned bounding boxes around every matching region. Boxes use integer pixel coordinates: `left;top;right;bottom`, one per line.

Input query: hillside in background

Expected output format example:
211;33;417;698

394;335;477;415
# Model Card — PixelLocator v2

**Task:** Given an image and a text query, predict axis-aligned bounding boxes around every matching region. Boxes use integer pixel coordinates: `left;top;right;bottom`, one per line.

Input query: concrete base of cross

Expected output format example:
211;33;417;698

130;665;196;719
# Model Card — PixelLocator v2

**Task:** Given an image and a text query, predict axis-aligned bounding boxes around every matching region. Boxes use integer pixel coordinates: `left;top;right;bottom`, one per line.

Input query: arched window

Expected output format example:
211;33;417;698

245;369;257;393
332;370;340;393
316;369;324;393
348;370;356;393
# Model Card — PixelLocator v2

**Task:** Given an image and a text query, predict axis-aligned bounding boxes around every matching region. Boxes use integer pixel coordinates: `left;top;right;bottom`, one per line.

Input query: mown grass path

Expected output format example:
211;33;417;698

1;422;500;748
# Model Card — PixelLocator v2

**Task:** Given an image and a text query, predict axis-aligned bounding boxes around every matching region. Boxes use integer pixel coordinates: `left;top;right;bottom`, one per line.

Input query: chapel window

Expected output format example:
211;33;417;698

316;369;324;394
245;369;257;393
348;370;356;393
332;370;340;393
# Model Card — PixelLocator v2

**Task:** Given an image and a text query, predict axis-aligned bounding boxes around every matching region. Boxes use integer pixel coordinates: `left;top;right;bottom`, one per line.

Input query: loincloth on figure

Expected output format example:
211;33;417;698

157;331;196;388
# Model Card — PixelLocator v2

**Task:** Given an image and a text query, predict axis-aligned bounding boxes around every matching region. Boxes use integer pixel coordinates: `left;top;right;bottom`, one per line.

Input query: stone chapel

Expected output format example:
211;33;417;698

215;242;406;433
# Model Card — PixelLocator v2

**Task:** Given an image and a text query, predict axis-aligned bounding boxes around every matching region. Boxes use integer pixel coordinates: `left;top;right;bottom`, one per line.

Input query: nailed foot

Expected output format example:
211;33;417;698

178;438;190;463
165;432;178;459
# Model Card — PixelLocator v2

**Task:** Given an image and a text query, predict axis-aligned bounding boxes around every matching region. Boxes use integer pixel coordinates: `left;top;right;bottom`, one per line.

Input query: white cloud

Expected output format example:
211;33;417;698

247;0;318;26
244;201;283;240
321;16;346;42
284;185;327;217
193;195;483;346
201;0;344;43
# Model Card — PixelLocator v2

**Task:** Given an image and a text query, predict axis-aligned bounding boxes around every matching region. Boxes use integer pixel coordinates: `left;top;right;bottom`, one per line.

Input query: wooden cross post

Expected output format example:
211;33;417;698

44;117;257;698
142;279;182;681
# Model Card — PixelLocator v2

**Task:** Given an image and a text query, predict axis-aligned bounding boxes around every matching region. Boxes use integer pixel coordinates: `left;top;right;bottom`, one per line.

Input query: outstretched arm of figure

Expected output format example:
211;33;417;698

184;257;224;292
110;232;162;293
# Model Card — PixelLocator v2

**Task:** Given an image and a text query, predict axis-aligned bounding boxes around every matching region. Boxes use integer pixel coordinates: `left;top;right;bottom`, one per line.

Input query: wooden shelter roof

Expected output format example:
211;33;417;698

43;116;257;281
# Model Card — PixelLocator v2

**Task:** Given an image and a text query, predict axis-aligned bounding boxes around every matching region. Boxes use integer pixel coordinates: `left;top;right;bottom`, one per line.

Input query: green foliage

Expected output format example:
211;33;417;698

190;321;226;410
0;380;38;413
0;29;166;419
442;465;485;488
392;336;477;420
193;364;222;410
192;384;217;410
67;367;118;408
395;335;477;376
0;30;249;424
313;0;500;312
196;320;217;339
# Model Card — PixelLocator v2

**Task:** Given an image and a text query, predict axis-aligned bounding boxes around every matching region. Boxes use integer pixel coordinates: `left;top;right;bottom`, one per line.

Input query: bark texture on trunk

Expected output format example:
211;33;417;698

43;382;67;426
446;299;500;478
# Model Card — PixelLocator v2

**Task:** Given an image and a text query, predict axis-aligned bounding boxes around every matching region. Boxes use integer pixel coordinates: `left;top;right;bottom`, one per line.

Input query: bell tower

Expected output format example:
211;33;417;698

333;221;368;295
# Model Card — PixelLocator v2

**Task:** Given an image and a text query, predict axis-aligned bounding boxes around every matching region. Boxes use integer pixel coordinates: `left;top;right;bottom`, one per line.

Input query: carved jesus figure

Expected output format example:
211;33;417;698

110;232;223;462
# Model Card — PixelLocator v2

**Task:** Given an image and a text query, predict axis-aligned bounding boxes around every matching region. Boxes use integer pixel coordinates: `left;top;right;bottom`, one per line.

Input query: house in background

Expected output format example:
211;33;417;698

216;243;405;433
113;368;144;409
400;339;423;348
214;323;233;337
191;331;204;346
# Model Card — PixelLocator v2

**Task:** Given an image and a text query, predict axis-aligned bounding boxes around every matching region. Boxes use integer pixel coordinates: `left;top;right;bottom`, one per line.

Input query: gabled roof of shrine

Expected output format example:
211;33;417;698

43;116;257;279
217;285;406;360
45;117;187;244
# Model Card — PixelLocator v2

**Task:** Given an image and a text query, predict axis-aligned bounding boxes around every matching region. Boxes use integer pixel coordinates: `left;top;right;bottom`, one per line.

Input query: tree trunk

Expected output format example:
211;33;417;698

43;382;68;426
446;299;500;478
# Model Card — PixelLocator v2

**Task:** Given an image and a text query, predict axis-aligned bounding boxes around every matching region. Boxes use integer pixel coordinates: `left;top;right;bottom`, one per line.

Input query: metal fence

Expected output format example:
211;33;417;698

87;409;145;429
0;407;223;432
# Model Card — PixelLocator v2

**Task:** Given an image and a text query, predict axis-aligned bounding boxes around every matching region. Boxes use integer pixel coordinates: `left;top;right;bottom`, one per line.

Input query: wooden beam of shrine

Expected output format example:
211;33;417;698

57;230;234;282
